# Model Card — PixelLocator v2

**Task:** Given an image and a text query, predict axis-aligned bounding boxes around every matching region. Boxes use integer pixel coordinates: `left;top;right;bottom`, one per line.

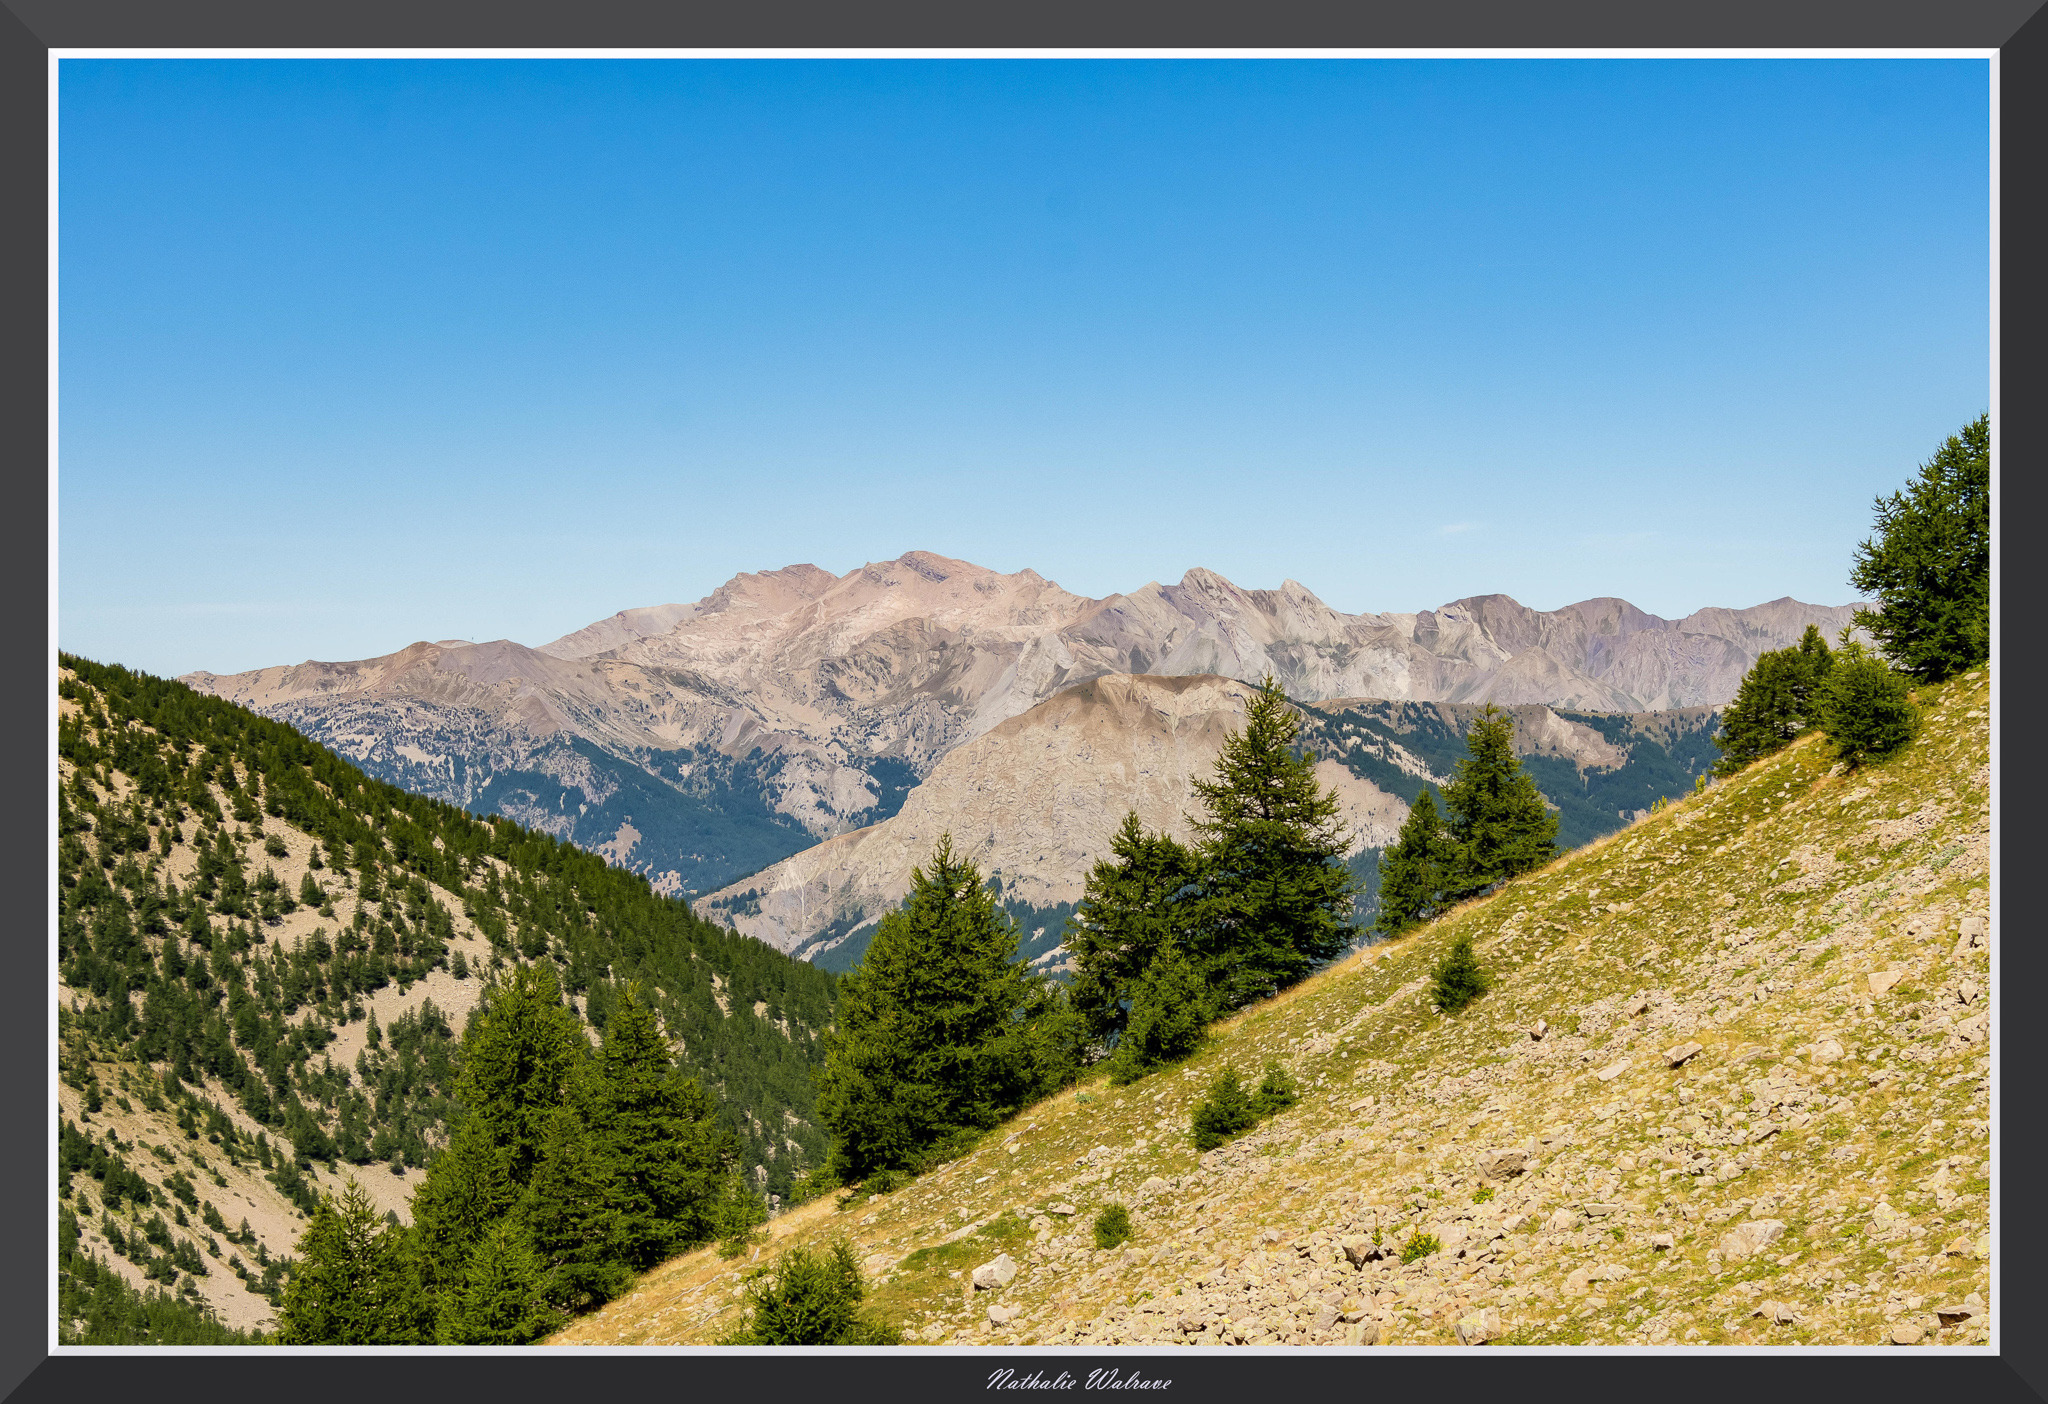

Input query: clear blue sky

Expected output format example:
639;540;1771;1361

57;57;1991;679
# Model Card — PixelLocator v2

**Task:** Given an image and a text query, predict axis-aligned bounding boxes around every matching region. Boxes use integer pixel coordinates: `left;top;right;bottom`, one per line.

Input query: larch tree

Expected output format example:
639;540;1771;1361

1439;705;1558;901
1850;413;1990;682
1185;675;1357;1011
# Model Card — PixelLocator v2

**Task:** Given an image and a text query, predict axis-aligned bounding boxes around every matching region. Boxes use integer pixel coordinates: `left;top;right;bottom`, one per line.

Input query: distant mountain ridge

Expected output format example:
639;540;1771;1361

181;553;1860;900
696;673;1724;971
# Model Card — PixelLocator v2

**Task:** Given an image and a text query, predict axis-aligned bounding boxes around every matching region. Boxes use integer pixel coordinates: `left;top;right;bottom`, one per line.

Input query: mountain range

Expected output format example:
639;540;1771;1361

700;674;1724;971
181;553;1861;911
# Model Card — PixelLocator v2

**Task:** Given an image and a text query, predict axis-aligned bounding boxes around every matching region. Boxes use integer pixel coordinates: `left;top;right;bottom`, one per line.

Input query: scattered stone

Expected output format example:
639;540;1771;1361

971;1254;1018;1289
1345;1320;1380;1346
1753;1300;1799;1325
1047;1203;1077;1216
1623;996;1650;1017
1649;1232;1675;1251
1529;1020;1548;1042
1588;1262;1631;1282
1889;1323;1926;1346
1138;1176;1169;1200
1717;893;1737;909
1563;1267;1591;1295
1934;1305;1978;1327
1809;1038;1846;1064
1664;1041;1703;1068
1867;970;1904;997
988;1303;1021;1325
1943;1234;1974;1257
860;1251;893;1276
1597;1059;1631;1082
1477;1149;1528;1180
1029;1215;1053;1233
1348;1096;1377;1113
1718;1219;1787;1263
1545;1208;1579;1233
1454;1307;1503;1345
1343;1237;1387;1267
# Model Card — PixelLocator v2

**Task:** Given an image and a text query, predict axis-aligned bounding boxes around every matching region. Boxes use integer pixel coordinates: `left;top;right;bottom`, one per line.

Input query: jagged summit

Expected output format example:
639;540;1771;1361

181;555;1863;899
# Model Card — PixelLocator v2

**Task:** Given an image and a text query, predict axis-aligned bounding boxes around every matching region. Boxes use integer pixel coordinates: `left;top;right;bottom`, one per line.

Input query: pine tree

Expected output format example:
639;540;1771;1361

1815;637;1920;768
1712;626;1834;777
1189;1068;1258;1151
1428;933;1491;1015
815;835;1064;1182
1849;413;1990;682
519;1103;632;1313
722;1239;899;1345
274;1178;432;1344
435;1218;556;1345
1439;705;1558;901
410;963;587;1294
1372;788;1451;937
1066;813;1200;1049
1105;938;1210;1086
581;983;736;1267
1186;675;1357;1011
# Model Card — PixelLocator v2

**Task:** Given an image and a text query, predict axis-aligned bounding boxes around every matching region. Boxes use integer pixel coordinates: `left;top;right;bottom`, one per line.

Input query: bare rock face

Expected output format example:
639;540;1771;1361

181;550;1861;906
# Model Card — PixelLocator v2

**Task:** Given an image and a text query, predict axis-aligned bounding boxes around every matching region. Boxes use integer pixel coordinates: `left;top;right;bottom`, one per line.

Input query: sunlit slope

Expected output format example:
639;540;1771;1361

556;664;1990;1349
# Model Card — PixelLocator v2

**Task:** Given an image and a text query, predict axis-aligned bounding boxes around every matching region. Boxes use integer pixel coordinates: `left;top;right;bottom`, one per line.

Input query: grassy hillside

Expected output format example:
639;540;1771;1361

55;656;840;1339
553;663;1990;1349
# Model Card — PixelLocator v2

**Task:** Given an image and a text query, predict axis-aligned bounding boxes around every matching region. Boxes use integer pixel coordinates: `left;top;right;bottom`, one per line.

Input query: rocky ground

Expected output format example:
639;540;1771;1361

553;662;1992;1350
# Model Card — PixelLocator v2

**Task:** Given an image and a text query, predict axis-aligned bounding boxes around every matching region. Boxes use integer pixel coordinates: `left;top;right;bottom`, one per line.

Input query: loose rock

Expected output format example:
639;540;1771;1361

1454;1307;1503;1345
1664;1041;1703;1068
1718;1219;1787;1263
972;1254;1018;1289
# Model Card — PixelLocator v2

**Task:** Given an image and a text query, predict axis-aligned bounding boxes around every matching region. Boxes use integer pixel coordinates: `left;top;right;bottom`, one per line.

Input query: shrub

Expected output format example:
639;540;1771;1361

1249;1062;1299;1118
1190;1069;1259;1151
1399;1231;1441;1264
1428;933;1490;1015
1093;1203;1133;1250
720;1240;900;1345
1815;638;1920;768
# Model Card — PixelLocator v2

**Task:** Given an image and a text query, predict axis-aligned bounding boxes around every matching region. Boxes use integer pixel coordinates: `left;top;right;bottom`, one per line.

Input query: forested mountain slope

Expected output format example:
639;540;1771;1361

558;664;1990;1349
55;656;837;1339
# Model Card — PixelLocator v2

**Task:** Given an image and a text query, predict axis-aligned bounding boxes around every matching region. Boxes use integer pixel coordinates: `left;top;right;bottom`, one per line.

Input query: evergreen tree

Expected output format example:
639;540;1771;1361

1186;676;1357;1011
581;983;738;1267
1712;626;1834;777
435;1219;556;1345
1815;636;1920;768
1429;933;1491;1015
721;1239;900;1345
1849;413;1991;682
815;835;1066;1182
519;1104;633;1314
1104;938;1210;1086
274;1178;432;1344
1439;706;1558;901
1066;814;1200;1049
1189;1068;1258;1151
410;964;587;1293
1372;788;1451;937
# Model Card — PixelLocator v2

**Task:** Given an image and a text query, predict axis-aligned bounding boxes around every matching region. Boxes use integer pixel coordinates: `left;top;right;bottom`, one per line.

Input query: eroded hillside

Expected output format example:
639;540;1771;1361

555;664;1991;1349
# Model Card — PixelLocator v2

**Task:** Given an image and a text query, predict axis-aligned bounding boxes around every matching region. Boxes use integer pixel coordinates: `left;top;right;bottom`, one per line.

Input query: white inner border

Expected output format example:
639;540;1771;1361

47;46;2001;1360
